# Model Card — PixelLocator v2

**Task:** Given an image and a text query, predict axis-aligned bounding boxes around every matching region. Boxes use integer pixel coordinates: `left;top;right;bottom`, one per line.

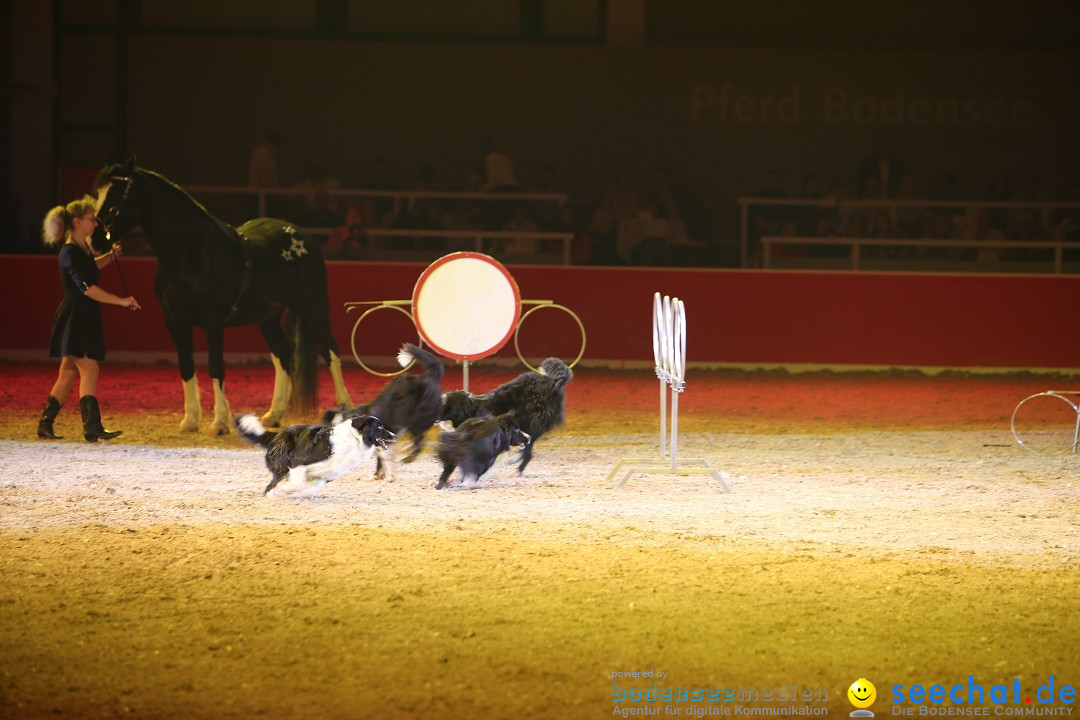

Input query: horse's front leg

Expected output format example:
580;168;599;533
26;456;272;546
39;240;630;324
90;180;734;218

205;323;232;436
327;349;353;408
167;320;201;432
258;316;291;427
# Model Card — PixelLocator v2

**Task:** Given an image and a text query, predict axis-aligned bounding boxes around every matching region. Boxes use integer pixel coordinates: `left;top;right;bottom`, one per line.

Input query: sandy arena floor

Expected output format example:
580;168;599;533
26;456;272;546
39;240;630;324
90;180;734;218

0;362;1078;719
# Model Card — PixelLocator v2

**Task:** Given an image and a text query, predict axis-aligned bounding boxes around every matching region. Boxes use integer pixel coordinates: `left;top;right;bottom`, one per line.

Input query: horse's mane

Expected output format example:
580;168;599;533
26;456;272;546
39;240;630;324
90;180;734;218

95;164;237;238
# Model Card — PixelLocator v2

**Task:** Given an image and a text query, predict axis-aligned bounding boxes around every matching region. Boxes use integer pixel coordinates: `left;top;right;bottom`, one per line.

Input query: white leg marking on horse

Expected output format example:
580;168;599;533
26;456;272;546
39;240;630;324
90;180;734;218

261;354;291;427
179;375;201;432
211;378;232;436
328;350;353;407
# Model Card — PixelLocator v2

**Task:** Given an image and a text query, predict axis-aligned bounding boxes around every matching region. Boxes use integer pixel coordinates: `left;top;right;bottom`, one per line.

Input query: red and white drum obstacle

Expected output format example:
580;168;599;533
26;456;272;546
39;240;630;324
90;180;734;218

606;292;731;491
343;252;584;390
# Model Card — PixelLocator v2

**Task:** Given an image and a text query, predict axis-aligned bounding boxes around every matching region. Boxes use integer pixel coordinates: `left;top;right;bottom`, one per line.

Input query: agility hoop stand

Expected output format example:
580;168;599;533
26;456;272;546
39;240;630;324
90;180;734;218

1011;390;1080;454
606;293;731;492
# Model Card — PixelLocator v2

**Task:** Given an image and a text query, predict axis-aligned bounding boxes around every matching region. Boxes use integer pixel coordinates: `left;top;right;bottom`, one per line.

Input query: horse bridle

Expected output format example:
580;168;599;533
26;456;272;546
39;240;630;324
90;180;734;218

96;173;134;295
97;174;134;240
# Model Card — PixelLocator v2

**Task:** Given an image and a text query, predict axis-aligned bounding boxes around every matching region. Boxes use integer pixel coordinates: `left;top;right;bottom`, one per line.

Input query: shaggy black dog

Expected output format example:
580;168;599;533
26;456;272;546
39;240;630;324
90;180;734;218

323;343;443;480
438;357;572;474
435;412;531;489
236;413;396;498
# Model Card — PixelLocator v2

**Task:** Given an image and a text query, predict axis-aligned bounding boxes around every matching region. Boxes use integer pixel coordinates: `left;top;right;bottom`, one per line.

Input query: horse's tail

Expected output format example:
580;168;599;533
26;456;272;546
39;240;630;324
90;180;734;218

286;310;319;417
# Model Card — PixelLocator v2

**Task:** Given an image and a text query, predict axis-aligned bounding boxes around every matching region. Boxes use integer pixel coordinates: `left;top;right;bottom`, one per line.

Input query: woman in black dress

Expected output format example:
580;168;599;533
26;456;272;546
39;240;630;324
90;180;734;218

36;195;141;442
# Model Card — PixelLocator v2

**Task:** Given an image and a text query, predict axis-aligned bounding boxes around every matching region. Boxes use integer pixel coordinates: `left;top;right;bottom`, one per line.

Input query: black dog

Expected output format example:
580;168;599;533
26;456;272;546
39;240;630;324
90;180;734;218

438;357;572;473
435;412;531;489
323;343;443;480
236;413;395;498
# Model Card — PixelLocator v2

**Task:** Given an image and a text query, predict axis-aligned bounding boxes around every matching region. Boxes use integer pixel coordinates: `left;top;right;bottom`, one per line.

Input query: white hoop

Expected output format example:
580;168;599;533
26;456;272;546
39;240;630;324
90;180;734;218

671;298;686;392
652;293;686;391
652;292;665;381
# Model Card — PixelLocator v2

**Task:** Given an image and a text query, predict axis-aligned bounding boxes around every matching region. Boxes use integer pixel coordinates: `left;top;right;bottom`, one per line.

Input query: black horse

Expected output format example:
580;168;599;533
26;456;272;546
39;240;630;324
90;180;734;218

92;159;352;435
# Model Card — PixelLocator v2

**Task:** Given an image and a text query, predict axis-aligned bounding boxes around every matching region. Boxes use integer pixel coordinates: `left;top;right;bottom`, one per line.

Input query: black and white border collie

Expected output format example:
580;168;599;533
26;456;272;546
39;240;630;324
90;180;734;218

236;413;396;498
435;412;531;490
438;357;571;474
323;343;443;481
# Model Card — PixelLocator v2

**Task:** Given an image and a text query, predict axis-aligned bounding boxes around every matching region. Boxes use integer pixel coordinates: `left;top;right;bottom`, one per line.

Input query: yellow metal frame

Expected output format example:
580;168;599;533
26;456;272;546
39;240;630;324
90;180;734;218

343;298;586;377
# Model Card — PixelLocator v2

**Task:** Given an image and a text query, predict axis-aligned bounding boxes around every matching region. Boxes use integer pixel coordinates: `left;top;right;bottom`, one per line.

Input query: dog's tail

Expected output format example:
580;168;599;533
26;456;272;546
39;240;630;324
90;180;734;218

539;357;573;390
321;405;346;425
398;343;444;383
235;414;276;448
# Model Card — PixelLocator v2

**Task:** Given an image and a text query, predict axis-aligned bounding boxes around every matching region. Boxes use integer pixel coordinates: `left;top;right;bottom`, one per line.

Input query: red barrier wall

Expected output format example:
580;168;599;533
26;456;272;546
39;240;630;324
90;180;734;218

4;255;1077;369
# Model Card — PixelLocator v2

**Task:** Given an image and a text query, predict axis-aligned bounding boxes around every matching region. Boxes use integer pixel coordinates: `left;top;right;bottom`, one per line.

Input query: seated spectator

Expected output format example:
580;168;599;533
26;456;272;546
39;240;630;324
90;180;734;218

982;171;1013;235
324;203;369;261
366;158;399;228
440;201;481;253
866;208;901;260
811;208;846;259
930;170;965;219
1008;173;1046;236
794;172;825;235
747;168;790;264
1050;181;1080;242
1006;208;1048;262
842;211;867;238
291;154;343;227
500;203;540;254
530;165;561;230
479;136;518;192
589;172;640;265
893;175;922;239
548;205;590;264
856;136;907;198
957;206;1005;262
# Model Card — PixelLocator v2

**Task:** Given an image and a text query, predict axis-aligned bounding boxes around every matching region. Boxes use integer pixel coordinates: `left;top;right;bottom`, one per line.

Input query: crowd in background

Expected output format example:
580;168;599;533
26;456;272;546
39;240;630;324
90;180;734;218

745;138;1080;266
245;132;1080;268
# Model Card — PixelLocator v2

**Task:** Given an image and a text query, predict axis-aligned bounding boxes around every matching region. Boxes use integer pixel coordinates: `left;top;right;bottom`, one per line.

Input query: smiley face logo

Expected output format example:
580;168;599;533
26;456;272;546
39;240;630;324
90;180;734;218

848;678;877;709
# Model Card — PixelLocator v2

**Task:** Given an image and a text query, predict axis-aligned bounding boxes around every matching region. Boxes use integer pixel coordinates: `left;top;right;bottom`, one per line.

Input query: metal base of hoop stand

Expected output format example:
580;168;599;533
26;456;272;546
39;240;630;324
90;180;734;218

606;379;732;493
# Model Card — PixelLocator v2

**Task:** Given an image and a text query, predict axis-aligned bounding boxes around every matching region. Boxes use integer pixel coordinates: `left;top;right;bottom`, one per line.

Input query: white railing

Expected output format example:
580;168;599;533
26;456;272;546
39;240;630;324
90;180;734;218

301;227;575;265
187;184;568;219
183;184;574;264
739;197;1080;269
760;236;1080;274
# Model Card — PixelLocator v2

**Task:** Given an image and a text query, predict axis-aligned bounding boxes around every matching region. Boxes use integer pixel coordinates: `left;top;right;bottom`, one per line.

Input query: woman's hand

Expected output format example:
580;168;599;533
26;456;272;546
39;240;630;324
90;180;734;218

111;242;123;258
122;296;141;311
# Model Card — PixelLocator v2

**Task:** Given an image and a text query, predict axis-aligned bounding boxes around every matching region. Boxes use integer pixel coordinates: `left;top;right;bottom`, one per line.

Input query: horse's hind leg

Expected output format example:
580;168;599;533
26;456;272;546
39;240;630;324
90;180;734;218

327;349;352;408
258;316;292;427
167;320;201;432
298;302;352;407
205;322;232;436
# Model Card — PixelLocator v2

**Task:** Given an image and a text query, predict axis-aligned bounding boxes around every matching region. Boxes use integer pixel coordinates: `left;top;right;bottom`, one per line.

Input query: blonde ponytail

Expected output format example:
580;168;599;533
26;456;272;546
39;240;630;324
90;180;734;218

42;195;98;247
42;206;68;247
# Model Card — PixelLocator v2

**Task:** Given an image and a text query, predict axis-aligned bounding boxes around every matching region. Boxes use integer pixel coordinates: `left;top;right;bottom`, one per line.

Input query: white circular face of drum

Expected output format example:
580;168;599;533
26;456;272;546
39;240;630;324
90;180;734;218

412;252;521;360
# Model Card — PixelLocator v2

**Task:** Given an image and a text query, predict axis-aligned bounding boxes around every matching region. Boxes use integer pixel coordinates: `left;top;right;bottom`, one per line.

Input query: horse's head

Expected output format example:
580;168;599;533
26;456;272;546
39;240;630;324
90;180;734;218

93;158;139;248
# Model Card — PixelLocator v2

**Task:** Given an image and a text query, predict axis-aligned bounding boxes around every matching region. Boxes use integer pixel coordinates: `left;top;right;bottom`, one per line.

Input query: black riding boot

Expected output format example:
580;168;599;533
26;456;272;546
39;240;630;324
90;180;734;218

80;396;122;442
37;395;64;439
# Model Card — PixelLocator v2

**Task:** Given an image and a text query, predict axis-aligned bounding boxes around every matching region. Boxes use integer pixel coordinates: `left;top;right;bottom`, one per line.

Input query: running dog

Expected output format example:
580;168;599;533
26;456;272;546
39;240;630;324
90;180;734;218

236;413;395;498
323;343;443;480
434;412;531;489
438;357;571;473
